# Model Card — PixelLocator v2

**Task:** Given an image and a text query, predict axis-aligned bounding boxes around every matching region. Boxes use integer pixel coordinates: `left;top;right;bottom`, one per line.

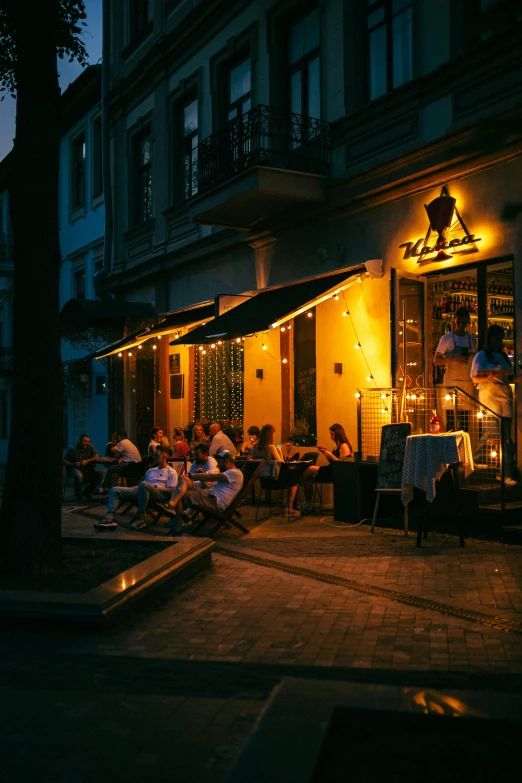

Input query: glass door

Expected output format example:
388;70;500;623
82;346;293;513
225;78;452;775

486;260;515;362
392;270;426;388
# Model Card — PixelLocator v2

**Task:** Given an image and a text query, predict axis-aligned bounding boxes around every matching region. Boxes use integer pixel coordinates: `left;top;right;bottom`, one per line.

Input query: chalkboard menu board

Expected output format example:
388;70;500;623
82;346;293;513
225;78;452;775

376;423;411;489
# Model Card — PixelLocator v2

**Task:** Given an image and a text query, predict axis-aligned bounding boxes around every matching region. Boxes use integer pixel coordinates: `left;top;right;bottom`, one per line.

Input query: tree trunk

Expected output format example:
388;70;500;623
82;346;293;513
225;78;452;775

0;1;63;576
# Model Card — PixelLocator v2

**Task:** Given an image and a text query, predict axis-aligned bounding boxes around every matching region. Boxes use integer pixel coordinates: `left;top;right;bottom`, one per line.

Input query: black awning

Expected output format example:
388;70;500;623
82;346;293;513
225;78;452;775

60;298;158;335
173;268;363;345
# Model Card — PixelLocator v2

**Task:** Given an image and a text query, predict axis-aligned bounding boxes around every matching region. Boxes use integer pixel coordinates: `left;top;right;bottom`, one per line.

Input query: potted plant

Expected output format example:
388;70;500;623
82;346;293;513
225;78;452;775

287;418;317;447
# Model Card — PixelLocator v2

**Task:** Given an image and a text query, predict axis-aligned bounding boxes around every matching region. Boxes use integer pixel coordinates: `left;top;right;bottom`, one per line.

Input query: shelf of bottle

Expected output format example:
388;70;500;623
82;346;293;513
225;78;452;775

488;293;513;300
432;315;478;321
488;313;514;320
433;290;513;299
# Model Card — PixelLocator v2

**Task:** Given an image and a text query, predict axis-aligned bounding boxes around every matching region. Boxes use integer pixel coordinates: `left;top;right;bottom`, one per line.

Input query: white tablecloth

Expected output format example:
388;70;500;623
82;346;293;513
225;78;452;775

401;431;474;505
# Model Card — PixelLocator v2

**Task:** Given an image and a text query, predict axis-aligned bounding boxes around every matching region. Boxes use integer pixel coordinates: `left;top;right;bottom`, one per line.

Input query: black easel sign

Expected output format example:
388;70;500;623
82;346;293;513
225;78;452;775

376;423;412;489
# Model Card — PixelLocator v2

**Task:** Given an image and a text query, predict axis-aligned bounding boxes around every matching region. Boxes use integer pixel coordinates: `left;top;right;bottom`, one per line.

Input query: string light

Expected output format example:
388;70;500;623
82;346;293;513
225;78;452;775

282;358;288;364
340;291;378;388
307;311;313;318
118;352;122;357
262;344;267;351
342;311;348;317
355;343;361;349
334;294;339;301
138;345;142;349
152;344;157;350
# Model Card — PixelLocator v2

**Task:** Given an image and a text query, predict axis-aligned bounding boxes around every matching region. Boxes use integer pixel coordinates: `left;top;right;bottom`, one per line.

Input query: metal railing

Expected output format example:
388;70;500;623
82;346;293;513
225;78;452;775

357;386;506;513
197;104;331;195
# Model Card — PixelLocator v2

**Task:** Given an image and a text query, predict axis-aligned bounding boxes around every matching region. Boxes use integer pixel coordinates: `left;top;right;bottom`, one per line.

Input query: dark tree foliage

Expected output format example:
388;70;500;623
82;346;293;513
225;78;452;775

0;0;87;577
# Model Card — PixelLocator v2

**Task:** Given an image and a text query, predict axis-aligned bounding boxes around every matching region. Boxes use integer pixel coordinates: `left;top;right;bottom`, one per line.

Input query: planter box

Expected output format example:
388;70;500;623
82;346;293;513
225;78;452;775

0;534;214;625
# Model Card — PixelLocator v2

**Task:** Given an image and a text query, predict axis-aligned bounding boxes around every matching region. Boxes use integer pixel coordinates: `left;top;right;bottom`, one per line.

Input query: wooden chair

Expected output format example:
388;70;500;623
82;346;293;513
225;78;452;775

149;459;265;537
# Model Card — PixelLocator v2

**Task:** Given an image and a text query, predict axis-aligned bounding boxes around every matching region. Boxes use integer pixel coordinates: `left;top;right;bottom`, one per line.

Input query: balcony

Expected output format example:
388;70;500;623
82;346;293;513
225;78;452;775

190;105;331;230
0;234;13;276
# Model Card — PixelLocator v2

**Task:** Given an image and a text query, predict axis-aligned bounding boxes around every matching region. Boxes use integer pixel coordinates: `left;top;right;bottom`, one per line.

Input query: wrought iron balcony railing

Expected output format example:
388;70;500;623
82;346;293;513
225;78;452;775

197;105;331;196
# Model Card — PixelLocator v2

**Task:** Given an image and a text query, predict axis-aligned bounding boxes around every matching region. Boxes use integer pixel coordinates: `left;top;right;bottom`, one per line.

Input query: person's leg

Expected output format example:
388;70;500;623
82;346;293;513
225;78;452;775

167;475;194;509
107;487;138;519
287;484;300;517
103;462;126;489
501;417;516;480
130;482;167;528
300;465;319;504
70;468;84;500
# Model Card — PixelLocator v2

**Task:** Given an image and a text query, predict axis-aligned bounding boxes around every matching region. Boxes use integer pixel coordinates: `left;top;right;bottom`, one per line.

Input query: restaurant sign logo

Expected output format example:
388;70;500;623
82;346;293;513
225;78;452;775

399;186;481;264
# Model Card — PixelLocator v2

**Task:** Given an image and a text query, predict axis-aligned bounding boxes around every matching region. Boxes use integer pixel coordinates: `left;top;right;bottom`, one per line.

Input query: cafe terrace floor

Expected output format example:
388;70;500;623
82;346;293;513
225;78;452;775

1;497;522;781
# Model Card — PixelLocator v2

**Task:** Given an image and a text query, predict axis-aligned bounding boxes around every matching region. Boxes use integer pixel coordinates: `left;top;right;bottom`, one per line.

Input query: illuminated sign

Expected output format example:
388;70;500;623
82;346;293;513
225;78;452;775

399;186;481;264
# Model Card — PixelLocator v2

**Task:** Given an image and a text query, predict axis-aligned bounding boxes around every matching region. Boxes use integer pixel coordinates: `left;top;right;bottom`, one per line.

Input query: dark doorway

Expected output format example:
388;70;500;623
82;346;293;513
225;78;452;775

293;309;317;439
136;355;155;454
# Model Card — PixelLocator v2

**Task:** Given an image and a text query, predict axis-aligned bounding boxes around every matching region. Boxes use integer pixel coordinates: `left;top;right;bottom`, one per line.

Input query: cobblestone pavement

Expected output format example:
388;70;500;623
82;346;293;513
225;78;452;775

2;501;521;781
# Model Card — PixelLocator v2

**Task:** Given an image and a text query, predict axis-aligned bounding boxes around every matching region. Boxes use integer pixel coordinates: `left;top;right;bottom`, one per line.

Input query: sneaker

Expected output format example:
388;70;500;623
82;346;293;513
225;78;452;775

130;515;147;530
94;517;118;530
496;475;518;486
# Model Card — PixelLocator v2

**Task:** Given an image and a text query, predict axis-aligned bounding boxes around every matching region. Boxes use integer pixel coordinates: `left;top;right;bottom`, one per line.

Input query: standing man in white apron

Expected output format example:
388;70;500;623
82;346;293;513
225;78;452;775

433;307;477;432
471;324;522;486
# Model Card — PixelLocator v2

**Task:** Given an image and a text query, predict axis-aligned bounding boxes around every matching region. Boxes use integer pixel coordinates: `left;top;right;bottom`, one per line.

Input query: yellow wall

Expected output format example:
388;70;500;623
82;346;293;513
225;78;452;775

315;274;391;452
243;330;283;442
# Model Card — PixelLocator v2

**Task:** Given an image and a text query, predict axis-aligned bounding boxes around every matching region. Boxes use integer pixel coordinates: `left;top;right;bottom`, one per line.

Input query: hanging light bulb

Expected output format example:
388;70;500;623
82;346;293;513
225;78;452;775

211;343;216;348
262;344;267;351
477;411;483;419
355;343;361;349
281;326;286;332
491;450;497;458
367;375;373;381
355;392;361;398
198;346;203;351
334;294;339;301
118;352;122;357
157;335;162;340
218;340;222;345
381;393;386;399
287;324;292;330
307;311;313;318
138;345;142;350
236;338;241;343
282;358;288;364
342;311;348;317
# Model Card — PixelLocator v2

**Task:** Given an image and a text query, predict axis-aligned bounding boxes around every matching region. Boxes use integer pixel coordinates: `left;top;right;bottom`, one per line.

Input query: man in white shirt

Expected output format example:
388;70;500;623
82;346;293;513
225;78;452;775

99;429;142;491
95;444;178;531
208;423;237;456
165;450;243;531
188;443;219;486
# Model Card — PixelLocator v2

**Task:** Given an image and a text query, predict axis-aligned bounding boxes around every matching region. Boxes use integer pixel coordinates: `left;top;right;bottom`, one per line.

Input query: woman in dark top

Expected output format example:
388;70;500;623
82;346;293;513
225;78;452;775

253;424;300;518
241;425;260;455
301;423;353;507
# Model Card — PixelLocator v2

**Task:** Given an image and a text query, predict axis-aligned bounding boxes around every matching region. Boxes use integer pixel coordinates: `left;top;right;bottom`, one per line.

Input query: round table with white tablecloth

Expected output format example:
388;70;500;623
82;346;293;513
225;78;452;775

401;431;474;506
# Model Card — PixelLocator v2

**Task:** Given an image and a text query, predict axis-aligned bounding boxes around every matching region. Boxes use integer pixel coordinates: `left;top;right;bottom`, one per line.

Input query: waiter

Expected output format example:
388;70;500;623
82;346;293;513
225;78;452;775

433;307;477;431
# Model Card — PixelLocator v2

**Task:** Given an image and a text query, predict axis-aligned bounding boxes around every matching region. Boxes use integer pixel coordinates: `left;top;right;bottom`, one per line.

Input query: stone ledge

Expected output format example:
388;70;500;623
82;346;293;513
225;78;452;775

0;534;214;625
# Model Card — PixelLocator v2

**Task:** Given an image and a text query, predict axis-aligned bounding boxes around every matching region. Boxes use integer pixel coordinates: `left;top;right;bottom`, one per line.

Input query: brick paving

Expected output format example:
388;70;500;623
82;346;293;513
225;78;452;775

1;500;521;780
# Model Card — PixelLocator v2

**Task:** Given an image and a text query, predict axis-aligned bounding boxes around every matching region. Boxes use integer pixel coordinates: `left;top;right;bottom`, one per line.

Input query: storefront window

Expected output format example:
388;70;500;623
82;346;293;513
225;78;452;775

486;261;515;361
293;310;316;440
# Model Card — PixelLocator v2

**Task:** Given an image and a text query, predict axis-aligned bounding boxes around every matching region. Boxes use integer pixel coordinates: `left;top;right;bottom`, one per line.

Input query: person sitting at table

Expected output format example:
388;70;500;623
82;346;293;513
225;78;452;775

254;424;300;518
148;425;170;457
171;427;191;460
165;449;243;531
241;425;260;455
300;423;353;510
105;432;118;458
471;324;522;486
94;444;178;531
63;434;103;501
98;429;141;493
208;422;237;456
189;423;210;455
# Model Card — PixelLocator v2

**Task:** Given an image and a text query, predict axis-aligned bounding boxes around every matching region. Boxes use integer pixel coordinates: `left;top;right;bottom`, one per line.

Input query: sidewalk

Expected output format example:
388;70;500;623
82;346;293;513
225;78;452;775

1;500;522;781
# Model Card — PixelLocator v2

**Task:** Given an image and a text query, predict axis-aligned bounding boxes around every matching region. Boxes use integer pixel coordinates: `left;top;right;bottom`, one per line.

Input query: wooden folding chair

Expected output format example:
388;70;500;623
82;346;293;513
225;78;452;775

149;459;265;537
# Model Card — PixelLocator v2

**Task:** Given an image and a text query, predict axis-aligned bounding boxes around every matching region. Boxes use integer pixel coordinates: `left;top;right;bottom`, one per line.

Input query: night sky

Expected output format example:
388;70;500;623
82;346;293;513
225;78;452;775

0;0;102;162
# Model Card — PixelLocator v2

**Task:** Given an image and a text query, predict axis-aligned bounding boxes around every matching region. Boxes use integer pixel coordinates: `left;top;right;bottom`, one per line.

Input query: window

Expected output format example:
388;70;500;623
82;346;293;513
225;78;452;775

73;268;86;300
92;116;103;199
129;0;152;41
180;96;198;200
288;8;320;118
0;390;8;439
227;57;251;121
132;128;153;224
367;0;412;101
476;0;522;40
70;133;86;211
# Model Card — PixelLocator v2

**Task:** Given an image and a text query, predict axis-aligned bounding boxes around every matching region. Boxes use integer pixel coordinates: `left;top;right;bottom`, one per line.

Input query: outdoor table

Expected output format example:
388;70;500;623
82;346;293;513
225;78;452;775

401;431;473;547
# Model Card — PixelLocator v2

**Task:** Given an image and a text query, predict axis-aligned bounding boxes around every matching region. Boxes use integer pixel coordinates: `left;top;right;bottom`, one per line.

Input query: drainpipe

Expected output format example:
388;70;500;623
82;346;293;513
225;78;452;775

94;0;114;300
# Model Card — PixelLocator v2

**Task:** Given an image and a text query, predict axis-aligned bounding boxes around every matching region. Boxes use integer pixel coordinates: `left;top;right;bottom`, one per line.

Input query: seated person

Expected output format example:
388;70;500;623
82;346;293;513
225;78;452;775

99;429;141;492
301;423;353;509
171;427;191;460
165;450;243;530
240;425;260;455
63;434;102;501
94;444;178;531
148;425;170;458
209;422;237;456
253;424;300;518
188;443;219;485
189;423;210;456
105;432;118;458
